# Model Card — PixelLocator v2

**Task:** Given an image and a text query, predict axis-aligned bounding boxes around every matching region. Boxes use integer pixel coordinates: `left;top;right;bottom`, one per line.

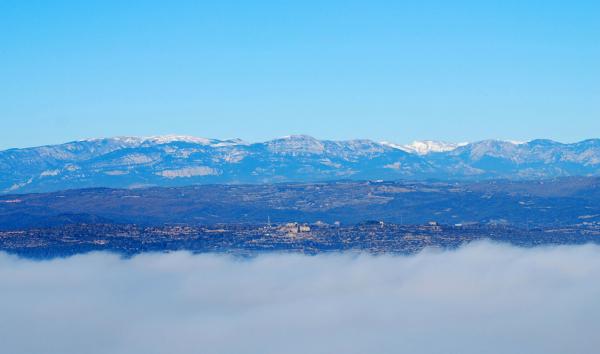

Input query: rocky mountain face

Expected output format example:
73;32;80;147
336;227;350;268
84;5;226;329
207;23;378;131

2;135;600;193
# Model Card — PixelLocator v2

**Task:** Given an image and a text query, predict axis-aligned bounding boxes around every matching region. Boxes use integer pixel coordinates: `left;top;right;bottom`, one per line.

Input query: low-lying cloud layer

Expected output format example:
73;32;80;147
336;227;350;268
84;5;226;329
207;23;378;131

1;242;600;354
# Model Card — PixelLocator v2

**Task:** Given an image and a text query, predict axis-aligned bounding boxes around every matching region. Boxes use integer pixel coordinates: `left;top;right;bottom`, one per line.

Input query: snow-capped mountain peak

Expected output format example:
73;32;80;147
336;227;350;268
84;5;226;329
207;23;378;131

381;140;467;155
379;141;406;151
82;135;250;147
142;135;214;145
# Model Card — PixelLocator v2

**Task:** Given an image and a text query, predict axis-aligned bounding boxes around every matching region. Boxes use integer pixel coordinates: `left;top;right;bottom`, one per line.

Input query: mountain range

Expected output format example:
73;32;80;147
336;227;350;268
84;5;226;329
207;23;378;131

2;135;600;193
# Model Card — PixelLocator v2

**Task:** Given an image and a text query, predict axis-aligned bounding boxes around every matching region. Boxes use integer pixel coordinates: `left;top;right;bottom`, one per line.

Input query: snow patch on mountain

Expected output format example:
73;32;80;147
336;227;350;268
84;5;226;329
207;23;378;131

379;141;406;150
118;154;156;165
5;178;33;193
212;138;249;147
143;135;214;145
82;135;248;147
403;141;468;155
157;166;219;179
381;140;467;155
104;170;130;176
40;169;61;177
320;159;342;168
384;162;402;170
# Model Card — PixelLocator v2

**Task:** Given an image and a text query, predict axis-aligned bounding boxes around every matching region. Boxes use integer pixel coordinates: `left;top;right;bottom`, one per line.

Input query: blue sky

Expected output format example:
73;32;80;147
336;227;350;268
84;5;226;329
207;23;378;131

1;0;598;149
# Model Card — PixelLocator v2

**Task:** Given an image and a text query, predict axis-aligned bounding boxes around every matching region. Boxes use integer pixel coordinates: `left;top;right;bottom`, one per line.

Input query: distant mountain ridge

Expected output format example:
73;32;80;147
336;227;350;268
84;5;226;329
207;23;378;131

2;135;600;193
381;140;468;155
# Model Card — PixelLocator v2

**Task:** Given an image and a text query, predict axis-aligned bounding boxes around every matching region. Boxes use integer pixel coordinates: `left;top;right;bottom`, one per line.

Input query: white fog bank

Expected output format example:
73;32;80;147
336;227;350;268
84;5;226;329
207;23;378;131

1;242;600;354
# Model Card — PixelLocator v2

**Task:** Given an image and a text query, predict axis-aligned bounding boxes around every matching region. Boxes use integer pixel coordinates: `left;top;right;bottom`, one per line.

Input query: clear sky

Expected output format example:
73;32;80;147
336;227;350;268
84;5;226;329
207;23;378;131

1;0;599;149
